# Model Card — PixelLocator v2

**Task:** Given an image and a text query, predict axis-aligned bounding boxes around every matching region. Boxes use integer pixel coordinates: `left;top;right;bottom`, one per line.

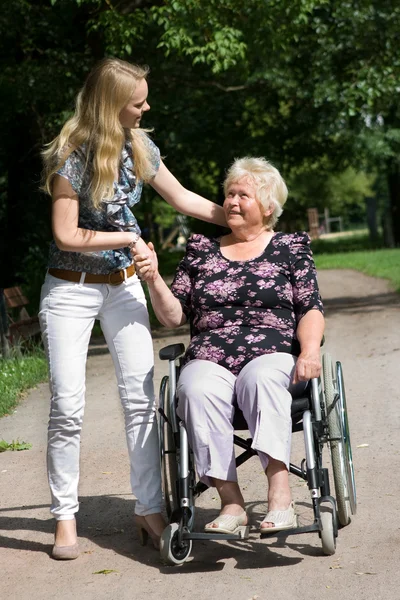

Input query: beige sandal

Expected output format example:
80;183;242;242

260;501;297;534
204;511;247;534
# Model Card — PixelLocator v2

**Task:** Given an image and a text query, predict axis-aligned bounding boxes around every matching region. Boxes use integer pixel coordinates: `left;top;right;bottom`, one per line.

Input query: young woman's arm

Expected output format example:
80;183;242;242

133;243;186;328
52;175;143;253
150;161;227;227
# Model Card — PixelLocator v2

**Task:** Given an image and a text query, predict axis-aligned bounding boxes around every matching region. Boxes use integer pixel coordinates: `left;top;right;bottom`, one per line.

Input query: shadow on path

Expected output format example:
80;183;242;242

0;495;326;571
323;290;400;316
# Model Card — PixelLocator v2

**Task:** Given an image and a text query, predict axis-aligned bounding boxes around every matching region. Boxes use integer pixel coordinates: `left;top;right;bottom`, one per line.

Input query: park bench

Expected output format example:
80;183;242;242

3;286;41;344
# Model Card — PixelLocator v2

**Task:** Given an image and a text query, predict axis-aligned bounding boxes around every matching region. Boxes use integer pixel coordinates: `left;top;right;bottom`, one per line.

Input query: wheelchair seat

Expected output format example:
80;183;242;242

232;391;311;430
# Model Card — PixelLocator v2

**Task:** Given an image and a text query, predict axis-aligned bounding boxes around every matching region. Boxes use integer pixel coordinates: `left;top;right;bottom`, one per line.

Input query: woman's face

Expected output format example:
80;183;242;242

119;78;150;128
224;177;271;231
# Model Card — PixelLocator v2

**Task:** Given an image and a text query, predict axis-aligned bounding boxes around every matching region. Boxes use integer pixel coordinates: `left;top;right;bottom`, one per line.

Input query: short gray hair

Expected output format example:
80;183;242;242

223;157;288;229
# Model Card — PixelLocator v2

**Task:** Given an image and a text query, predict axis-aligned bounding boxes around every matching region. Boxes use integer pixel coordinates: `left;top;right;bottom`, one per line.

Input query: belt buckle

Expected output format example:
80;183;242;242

108;270;123;286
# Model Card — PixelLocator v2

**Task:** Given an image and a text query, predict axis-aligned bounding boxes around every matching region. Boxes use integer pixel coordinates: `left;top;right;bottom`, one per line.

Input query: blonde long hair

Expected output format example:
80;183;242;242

42;58;155;208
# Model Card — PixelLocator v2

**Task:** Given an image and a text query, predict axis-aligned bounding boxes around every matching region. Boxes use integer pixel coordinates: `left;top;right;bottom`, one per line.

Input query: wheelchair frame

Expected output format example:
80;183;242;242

157;344;357;565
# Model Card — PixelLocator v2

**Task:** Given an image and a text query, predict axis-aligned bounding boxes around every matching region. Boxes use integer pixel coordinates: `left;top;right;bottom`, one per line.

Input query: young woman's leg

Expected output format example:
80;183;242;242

99;276;163;520
39;275;102;541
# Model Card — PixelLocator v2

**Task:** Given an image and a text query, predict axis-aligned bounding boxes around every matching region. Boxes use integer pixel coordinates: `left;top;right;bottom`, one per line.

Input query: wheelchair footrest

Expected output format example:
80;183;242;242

260;522;320;538
183;526;250;541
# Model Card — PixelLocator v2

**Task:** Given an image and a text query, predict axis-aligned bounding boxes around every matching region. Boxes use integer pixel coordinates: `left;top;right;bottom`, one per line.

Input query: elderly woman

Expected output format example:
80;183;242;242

134;157;324;534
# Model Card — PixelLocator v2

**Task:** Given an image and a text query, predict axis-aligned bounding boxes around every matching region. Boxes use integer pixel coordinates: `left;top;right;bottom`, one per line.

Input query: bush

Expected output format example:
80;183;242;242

311;232;384;255
0;347;48;418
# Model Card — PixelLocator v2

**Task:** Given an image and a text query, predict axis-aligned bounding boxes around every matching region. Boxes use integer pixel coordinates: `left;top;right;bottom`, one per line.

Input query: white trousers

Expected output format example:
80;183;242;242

39;273;162;520
176;354;307;487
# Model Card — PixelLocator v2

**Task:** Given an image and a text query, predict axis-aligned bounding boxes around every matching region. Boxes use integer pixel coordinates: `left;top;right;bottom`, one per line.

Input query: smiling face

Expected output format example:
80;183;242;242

223;177;273;232
119;78;150;129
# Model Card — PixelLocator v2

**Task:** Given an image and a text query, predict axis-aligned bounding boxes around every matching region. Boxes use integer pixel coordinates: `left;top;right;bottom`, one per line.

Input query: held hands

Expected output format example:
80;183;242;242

293;349;321;384
131;241;159;283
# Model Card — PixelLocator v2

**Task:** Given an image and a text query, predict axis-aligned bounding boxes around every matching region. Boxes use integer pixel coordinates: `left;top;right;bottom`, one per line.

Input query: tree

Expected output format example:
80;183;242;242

2;0;400;309
124;0;400;242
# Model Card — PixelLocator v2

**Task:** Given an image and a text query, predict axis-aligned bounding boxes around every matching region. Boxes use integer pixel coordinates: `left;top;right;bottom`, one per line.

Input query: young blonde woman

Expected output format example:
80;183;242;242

40;57;226;560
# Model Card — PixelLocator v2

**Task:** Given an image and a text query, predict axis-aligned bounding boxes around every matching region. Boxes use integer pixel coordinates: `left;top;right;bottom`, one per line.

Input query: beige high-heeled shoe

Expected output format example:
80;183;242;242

52;520;79;560
135;514;166;550
52;543;80;560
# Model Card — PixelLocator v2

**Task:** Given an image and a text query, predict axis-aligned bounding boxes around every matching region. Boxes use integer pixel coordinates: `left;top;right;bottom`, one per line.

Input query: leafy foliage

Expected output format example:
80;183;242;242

1;0;400;303
0;439;32;452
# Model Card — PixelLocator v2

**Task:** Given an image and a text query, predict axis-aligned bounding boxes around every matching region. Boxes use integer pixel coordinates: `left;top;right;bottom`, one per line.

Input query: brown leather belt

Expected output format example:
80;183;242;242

48;264;136;286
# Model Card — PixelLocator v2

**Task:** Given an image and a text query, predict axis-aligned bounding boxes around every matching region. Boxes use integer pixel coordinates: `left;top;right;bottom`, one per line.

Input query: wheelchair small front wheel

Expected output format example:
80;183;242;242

160;523;192;566
320;512;336;556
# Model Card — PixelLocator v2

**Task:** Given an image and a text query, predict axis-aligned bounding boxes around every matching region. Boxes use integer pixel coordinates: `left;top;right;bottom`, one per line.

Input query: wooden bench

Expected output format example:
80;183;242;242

3;286;41;344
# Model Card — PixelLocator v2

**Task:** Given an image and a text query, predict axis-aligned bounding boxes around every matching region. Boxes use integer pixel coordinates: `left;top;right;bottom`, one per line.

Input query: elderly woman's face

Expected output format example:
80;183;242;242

224;177;269;230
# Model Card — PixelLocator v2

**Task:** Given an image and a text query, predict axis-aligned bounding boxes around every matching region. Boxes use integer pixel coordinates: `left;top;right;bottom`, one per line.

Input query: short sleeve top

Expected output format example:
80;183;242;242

170;232;324;375
47;134;160;274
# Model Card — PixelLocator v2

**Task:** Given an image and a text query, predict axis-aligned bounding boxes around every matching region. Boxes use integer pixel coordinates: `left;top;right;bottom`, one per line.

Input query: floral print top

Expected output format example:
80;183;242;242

170;232;324;375
47;134;160;274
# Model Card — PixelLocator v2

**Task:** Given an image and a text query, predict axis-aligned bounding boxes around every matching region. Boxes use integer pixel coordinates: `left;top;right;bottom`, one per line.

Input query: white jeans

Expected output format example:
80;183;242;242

177;354;307;487
39;273;162;520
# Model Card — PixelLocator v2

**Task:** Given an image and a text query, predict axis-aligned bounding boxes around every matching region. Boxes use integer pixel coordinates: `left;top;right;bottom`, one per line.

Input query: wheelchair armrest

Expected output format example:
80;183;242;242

291;395;310;420
159;343;186;361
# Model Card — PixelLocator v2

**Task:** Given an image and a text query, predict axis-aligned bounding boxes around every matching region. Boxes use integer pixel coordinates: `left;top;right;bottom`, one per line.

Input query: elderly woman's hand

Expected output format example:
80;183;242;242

293;349;321;384
132;241;159;283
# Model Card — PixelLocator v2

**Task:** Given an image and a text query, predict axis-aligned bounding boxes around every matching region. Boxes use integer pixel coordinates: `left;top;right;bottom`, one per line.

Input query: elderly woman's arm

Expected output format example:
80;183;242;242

293;309;325;383
133;242;187;328
289;233;326;384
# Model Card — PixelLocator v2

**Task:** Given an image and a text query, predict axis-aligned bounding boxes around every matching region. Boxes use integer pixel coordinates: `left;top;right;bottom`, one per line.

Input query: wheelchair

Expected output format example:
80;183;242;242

157;344;357;565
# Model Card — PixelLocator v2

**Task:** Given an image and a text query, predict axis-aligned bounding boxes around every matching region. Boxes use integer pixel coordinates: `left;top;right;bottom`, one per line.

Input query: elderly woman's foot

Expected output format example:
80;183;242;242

204;479;248;534
260;501;297;532
205;504;248;534
261;459;296;531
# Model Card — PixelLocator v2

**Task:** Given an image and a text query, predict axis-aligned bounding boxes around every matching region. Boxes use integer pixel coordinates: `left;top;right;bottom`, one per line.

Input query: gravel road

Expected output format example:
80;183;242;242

0;269;399;600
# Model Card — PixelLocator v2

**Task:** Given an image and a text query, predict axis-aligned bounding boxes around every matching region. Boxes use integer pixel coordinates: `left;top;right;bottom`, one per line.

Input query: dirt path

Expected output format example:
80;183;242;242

1;270;399;600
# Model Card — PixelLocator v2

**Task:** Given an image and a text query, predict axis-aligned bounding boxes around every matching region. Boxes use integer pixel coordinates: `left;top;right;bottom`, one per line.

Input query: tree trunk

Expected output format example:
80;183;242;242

365;197;378;243
387;166;400;247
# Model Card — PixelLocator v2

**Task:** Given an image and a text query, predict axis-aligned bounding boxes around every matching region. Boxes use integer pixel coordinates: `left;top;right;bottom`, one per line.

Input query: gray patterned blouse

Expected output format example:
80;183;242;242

47;134;160;274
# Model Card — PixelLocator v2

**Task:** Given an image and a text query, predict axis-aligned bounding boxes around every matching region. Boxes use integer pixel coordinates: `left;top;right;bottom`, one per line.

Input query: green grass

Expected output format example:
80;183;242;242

0;350;48;418
0;439;32;452
314;248;400;292
311;231;384;254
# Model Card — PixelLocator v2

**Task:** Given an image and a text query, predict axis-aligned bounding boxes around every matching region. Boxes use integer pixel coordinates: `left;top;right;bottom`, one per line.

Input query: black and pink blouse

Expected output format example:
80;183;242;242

170;232;324;375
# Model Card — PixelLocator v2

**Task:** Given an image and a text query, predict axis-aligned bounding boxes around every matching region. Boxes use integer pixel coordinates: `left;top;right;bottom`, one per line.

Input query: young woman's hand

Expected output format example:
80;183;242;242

132;241;159;282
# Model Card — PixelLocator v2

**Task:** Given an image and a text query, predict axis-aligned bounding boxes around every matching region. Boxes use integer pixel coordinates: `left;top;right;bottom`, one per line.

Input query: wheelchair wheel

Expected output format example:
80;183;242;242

158;376;179;519
320;511;336;556
337;361;357;517
160;523;192;566
323;353;356;527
